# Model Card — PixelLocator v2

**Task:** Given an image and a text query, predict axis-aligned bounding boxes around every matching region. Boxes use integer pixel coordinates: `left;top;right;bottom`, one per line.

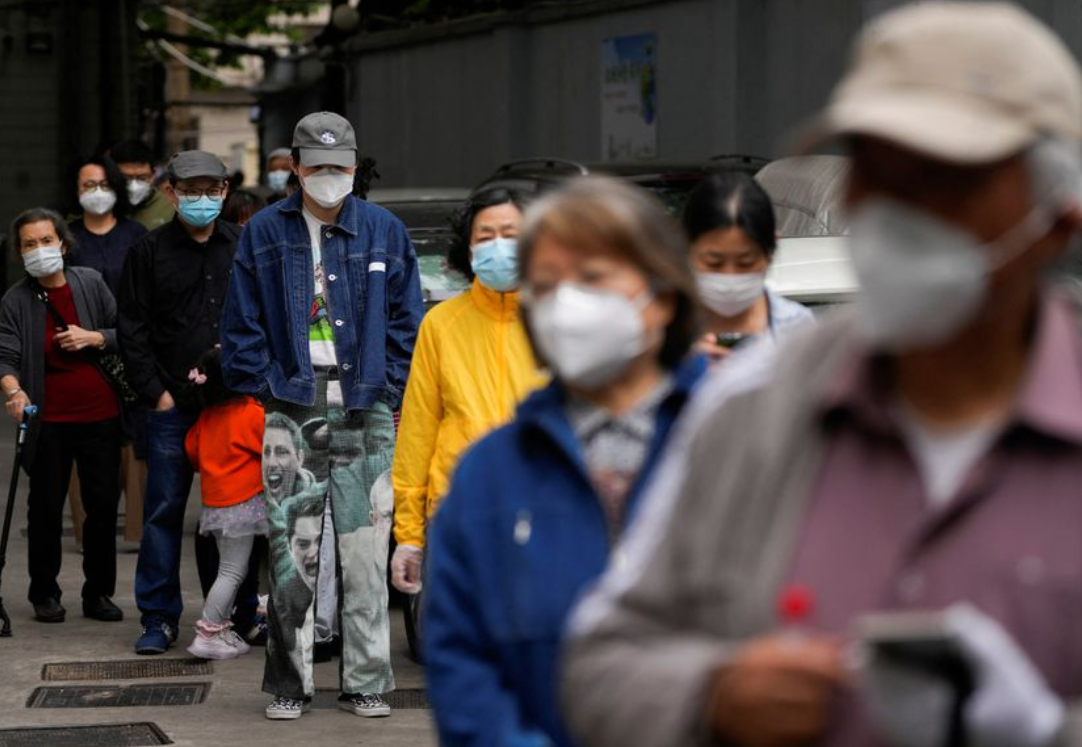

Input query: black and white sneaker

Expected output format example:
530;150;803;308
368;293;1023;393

337;692;391;718
265;696;311;720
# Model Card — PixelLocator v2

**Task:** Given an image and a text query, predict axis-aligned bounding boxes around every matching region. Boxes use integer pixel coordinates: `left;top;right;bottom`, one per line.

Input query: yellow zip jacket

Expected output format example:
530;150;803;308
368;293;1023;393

392;279;547;548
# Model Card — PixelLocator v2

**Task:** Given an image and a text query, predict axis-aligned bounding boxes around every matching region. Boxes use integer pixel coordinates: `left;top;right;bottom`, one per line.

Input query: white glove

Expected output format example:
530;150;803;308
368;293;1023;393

391;544;424;594
946;603;1064;747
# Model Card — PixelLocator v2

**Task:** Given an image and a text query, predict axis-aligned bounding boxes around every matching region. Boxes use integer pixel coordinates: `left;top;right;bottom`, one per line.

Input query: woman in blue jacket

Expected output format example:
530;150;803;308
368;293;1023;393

424;177;706;747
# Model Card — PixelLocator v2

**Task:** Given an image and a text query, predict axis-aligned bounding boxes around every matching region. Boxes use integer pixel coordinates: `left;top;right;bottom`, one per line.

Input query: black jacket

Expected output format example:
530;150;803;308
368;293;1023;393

117;217;240;411
0;266;118;471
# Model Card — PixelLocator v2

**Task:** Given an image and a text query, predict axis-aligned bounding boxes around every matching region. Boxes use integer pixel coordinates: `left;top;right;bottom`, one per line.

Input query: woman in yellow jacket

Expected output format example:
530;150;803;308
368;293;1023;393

391;188;546;593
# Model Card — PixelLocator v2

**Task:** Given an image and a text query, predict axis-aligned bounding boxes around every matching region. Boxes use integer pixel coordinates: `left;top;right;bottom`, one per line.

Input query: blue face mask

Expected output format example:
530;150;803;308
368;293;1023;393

267;169;290;193
470;237;519;293
178;196;223;228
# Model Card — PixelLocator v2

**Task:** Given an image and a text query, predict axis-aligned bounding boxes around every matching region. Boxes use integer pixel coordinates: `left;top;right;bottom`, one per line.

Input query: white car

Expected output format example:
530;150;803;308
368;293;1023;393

757;156;859;308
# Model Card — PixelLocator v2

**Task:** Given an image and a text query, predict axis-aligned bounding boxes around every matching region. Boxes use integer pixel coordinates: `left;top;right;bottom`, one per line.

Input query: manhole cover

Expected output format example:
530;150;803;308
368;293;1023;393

42;659;213;681
0;722;171;746
26;684;210;708
312;688;429;709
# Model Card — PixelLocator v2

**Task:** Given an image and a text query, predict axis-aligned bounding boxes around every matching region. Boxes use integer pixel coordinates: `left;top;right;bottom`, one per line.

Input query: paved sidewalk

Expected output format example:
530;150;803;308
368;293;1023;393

0;426;436;747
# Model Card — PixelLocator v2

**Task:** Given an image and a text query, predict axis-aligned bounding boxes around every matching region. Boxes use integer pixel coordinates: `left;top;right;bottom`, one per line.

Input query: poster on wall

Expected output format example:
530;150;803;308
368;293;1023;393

601;33;658;161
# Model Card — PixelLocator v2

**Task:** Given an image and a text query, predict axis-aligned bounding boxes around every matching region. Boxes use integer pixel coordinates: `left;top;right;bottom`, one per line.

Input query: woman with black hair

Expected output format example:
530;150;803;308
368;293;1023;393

221;189;268;227
68;155;147;297
390;188;547;594
682;171;813;362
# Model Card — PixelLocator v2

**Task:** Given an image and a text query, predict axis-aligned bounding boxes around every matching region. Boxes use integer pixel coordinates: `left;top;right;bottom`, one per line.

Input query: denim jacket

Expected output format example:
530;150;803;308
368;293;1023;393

220;191;424;412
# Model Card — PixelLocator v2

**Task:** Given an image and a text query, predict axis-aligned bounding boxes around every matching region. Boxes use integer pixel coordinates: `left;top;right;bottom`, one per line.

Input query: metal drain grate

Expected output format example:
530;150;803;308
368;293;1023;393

26;683;210;708
0;722;171;746
312;688;429;709
42;658;213;681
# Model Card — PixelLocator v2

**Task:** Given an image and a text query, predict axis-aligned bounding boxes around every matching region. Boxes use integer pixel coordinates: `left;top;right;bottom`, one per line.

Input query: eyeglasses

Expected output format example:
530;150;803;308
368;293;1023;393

79;181;113;193
176;187;225;200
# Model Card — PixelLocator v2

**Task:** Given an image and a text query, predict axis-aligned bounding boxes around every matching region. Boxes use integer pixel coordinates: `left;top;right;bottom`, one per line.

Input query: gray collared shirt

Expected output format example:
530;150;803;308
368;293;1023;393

788;294;1082;746
566;375;674;537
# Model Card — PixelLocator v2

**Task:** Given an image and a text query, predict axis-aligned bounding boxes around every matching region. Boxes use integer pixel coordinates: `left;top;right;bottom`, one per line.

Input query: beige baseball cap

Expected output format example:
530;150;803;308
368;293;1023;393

798;2;1082;164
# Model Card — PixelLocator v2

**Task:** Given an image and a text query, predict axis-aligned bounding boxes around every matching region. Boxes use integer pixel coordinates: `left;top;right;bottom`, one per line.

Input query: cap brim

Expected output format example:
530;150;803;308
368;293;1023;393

298;147;356;168
792;90;1036;164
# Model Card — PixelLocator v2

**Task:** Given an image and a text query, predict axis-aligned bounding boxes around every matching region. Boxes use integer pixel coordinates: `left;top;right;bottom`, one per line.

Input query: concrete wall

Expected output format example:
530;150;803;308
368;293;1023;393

341;0;866;187
340;0;1082;189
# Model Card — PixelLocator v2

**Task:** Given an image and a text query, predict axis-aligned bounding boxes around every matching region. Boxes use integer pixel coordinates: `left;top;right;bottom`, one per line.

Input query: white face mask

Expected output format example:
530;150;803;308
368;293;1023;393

127;179;152;206
79;187;117;217
301;169;353;209
696;271;766;317
23;245;64;278
849;197;1054;351
528;283;653;389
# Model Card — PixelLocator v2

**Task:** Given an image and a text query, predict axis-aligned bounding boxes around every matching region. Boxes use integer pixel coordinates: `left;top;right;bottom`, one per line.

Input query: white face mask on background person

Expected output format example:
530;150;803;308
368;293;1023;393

301;169;354;209
127;179;152;206
849;197;1054;351
696;271;766;317
528;282;654;389
79;187;117;217
22;245;64;278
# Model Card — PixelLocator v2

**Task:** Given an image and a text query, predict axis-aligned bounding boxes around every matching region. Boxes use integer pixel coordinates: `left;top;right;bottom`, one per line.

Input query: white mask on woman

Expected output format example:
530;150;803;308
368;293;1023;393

79;187;117;217
23;245;64;278
696;271;766;317
528;283;653;389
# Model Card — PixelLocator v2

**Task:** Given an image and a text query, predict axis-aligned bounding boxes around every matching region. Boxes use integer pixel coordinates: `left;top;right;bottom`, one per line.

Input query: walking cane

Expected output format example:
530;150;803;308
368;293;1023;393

0;405;38;637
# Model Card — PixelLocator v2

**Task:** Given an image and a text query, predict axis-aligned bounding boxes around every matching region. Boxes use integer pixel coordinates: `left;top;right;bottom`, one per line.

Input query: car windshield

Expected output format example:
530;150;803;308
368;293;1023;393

757;156;851;238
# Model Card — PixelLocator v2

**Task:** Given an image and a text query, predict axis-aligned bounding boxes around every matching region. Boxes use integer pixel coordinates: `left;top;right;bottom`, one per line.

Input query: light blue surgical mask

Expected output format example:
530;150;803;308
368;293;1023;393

470;237;519;292
267;169;290;193
178;196;223;228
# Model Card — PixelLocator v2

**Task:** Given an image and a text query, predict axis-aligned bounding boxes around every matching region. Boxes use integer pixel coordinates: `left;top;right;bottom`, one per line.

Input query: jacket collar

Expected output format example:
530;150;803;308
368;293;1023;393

516;354;707;476
469;279;520;321
275;189;361;237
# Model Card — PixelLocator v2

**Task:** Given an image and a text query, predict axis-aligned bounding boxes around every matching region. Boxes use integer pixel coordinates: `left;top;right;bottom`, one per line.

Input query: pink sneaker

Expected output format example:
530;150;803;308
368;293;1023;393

186;619;251;660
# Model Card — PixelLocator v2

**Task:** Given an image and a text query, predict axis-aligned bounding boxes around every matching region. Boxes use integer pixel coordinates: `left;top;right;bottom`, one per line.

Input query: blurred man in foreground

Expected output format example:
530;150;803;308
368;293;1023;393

563;4;1082;747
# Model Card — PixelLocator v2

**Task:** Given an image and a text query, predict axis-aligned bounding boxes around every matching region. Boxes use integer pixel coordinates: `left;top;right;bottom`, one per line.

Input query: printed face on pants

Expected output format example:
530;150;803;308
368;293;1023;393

264;425;303;501
289;515;321;590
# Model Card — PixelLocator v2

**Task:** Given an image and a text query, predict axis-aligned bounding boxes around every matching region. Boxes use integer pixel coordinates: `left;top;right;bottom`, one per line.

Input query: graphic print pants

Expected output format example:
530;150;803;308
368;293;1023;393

262;373;396;698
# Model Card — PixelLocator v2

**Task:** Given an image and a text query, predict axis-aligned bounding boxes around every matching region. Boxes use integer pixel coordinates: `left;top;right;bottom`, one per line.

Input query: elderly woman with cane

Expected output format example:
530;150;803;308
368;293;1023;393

0;207;123;625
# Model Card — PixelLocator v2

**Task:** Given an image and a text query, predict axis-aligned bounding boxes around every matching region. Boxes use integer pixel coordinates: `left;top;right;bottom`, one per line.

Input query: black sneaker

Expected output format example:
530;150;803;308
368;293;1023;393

32;597;66;623
82;596;123;622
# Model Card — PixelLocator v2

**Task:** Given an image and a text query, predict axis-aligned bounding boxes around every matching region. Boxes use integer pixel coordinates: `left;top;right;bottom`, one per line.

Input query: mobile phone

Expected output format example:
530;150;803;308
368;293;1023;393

856;610;974;695
855;610;975;744
715;332;750;349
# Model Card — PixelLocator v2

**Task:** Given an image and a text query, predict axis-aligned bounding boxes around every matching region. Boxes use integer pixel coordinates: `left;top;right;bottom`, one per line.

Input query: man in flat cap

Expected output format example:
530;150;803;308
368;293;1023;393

118;150;243;655
221;112;423;721
563;4;1082;747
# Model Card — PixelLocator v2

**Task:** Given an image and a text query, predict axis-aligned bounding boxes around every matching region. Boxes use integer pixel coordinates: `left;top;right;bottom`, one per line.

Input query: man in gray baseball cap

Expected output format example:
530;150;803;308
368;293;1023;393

220;113;423;721
118;148;243;656
563;4;1082;747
